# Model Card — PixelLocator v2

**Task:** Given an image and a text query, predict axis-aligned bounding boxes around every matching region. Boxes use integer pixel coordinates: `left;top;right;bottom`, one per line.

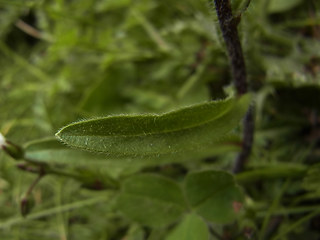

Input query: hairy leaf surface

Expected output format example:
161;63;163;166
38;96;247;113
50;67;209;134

56;95;250;158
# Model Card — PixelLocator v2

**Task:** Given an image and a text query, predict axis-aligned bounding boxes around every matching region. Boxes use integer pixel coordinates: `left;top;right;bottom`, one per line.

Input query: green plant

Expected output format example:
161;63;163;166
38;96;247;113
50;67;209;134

1;0;320;239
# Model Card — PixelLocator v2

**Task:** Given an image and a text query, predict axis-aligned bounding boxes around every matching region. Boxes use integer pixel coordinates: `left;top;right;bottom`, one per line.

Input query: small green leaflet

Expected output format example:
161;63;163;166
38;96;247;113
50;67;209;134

185;170;244;224
56;95;250;158
116;174;187;227
165;214;209;240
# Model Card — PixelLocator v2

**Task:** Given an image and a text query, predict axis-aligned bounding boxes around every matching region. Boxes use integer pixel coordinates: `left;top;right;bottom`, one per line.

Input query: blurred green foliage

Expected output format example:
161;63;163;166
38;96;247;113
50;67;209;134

1;0;320;239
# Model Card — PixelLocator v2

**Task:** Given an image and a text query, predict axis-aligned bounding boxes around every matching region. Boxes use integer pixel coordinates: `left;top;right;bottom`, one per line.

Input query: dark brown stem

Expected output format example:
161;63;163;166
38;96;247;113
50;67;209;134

25;175;42;196
213;0;247;95
24;168;46;197
16;163;42;174
233;106;254;173
20;169;46;216
213;0;254;173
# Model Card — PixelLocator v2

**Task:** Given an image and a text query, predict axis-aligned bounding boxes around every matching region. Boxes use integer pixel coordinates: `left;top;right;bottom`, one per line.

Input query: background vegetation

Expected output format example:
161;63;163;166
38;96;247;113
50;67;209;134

0;0;320;239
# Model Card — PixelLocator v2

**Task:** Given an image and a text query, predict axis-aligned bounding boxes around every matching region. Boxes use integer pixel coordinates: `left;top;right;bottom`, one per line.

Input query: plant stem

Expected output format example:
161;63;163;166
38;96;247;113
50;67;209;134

213;0;247;95
233;106;254;173
213;0;254;173
20;169;46;216
24;168;46;198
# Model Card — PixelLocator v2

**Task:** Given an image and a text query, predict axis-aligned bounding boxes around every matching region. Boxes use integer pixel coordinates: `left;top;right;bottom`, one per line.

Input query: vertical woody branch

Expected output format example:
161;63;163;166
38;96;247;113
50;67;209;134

213;0;254;173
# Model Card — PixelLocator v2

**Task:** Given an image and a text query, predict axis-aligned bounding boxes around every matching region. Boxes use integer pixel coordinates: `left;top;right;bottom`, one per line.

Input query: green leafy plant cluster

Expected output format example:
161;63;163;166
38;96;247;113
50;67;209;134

1;0;320;239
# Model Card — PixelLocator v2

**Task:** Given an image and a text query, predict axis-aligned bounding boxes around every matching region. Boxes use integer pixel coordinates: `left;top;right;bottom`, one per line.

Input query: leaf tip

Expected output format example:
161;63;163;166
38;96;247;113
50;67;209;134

55;128;64;142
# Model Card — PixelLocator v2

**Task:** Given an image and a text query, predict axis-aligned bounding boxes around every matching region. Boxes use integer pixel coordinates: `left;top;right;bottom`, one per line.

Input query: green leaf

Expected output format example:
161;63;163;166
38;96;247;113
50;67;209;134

24;138;107;165
184;170;244;224
24;138;142;178
268;0;303;13
56;95;250;159
165;214;209;240
116;174;187;227
23;137;240;180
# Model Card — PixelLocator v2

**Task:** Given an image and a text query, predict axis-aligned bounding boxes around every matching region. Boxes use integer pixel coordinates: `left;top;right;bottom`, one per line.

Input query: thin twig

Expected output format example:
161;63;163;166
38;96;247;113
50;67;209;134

213;0;254;173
